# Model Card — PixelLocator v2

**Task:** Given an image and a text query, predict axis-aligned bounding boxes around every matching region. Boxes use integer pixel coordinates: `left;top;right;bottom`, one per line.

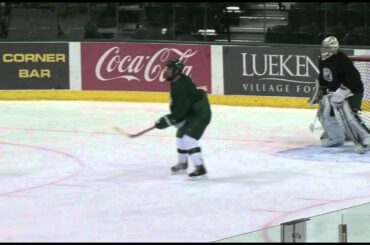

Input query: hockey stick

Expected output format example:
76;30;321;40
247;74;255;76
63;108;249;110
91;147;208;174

309;108;323;132
308;79;323;132
309;112;318;132
113;125;156;138
307;79;320;105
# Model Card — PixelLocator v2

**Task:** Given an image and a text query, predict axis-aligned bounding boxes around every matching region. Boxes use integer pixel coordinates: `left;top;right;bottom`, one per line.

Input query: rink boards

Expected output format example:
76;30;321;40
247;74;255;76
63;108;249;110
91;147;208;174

0;42;368;109
0;90;312;109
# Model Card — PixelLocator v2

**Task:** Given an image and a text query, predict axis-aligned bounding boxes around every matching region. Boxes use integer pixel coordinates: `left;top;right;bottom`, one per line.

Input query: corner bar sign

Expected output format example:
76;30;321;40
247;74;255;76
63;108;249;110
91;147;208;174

0;43;69;89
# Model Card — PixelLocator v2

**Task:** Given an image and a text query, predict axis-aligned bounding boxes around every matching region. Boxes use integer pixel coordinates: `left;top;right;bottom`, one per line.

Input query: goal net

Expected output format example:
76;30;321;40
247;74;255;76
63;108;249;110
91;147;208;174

349;56;370;129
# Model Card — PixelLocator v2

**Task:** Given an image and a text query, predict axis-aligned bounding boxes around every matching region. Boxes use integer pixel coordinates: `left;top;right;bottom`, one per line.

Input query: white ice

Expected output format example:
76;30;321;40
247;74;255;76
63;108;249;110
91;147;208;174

0;101;370;242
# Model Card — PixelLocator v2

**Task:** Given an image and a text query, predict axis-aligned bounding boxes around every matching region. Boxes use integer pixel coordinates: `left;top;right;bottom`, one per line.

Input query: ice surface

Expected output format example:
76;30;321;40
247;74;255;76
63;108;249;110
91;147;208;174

0;101;369;242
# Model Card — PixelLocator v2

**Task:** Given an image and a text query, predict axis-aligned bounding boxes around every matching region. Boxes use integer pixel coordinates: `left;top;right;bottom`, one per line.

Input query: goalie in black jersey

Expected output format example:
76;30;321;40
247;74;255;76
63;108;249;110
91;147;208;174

314;36;370;152
154;59;212;177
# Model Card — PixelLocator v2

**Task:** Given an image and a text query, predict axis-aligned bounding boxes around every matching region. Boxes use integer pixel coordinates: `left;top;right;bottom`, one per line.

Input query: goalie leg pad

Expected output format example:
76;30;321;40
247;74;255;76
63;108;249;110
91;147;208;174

334;101;370;146
318;95;345;147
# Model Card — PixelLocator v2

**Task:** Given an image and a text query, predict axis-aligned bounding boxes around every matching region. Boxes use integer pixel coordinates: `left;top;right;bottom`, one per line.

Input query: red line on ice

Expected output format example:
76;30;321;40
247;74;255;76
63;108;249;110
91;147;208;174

52;184;86;188
0;141;85;241
249;209;289;213
0;141;85;196
0;126;279;143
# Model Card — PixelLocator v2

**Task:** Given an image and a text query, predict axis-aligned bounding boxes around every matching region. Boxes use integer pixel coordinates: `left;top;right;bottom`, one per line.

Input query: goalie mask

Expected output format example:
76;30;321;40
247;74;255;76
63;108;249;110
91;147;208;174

321;36;339;61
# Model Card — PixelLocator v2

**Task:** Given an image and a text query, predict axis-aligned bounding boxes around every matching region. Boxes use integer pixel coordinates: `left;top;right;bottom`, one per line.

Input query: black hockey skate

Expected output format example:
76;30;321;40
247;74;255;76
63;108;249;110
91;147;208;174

171;162;188;173
188;165;207;178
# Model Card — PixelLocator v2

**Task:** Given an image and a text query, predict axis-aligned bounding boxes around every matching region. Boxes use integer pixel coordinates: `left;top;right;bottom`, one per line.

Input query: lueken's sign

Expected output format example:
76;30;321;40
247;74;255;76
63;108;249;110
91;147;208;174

224;46;324;97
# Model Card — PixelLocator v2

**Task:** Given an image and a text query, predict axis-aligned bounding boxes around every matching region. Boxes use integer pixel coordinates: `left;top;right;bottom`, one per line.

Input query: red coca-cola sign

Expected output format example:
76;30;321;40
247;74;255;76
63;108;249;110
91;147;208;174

81;42;211;92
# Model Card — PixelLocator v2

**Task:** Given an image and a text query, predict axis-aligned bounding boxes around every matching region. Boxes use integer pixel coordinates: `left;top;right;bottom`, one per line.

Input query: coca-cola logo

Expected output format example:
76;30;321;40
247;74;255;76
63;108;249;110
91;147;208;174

95;47;198;82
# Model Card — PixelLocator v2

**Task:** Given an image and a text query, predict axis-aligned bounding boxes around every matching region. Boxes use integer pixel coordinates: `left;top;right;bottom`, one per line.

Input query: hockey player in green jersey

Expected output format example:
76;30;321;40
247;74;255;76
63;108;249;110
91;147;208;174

155;59;212;178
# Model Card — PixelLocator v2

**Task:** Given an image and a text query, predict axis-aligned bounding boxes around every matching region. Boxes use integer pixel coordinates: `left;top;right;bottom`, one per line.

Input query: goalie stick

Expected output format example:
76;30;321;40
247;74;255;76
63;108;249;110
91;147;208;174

309;111;320;132
308;79;324;132
308;79;320;105
113;125;156;138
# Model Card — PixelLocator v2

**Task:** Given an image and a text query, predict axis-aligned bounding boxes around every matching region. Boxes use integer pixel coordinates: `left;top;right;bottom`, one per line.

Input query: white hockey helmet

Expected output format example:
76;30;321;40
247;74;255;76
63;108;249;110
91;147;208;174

321;36;339;60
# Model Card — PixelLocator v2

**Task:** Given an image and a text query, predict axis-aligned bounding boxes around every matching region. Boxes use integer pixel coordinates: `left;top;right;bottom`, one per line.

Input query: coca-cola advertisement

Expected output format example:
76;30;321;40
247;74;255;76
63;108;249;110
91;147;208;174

81;42;211;93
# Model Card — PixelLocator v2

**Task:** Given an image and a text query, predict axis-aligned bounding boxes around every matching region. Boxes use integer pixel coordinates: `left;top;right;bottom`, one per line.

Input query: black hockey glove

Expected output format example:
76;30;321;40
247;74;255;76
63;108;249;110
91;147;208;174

155;115;174;129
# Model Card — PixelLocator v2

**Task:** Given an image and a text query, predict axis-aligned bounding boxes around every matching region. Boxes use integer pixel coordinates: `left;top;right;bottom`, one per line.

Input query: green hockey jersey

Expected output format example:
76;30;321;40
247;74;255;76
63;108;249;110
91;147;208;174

167;74;206;123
